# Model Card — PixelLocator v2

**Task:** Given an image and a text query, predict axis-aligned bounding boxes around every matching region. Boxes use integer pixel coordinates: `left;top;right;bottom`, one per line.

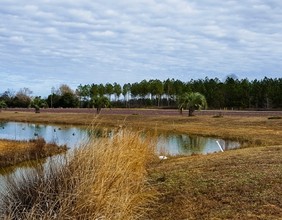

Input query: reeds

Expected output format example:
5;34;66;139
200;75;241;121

0;138;67;168
0;130;157;219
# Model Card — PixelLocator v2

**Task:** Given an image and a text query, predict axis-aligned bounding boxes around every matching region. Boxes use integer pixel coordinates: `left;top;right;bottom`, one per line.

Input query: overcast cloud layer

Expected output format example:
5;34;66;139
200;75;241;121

0;0;282;96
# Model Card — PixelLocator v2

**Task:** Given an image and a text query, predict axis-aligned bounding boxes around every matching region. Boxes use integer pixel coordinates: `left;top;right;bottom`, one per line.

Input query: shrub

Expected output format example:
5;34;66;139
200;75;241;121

0;130;157;219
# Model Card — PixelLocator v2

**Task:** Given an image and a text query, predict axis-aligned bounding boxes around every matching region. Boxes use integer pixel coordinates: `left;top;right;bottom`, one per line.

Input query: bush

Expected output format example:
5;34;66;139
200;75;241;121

0;130;157;219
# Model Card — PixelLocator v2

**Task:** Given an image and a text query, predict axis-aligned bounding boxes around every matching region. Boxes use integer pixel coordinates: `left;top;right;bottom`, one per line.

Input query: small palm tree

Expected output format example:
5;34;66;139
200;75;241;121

30;96;47;113
91;96;110;114
0;100;7;109
178;92;207;116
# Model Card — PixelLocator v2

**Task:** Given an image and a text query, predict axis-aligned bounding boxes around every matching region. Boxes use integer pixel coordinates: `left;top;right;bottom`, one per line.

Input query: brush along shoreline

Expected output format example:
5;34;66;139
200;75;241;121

0;138;68;169
0;130;158;219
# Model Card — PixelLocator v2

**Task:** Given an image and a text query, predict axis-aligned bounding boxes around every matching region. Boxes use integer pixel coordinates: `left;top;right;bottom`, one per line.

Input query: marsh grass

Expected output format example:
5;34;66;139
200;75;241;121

0;138;67;168
0;130;158;219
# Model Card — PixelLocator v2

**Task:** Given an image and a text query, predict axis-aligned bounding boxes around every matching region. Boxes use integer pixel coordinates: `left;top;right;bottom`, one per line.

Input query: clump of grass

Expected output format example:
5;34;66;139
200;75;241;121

0;138;67;168
28;137;46;157
0;130;158;219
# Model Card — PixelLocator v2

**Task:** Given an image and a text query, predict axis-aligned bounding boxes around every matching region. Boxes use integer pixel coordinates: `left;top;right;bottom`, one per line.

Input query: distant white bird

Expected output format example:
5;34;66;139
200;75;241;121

159;155;168;160
216;140;224;152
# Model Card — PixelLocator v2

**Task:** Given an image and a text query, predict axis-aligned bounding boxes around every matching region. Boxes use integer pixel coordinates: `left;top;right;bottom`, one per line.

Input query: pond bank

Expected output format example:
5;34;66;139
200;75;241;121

0;139;67;168
148;144;282;219
0;110;281;145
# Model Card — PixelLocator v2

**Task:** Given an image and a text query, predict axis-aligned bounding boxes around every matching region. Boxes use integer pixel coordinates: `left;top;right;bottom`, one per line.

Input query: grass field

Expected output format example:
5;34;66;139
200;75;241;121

0;110;281;219
148;145;282;219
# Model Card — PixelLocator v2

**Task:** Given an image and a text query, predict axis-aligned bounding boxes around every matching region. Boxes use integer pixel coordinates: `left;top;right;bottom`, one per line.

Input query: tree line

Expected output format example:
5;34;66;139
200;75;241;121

0;77;281;110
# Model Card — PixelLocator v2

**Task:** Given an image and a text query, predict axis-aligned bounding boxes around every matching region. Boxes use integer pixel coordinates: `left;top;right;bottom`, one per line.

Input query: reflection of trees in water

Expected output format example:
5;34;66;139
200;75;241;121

220;139;240;151
34;124;41;132
0;158;47;176
87;128;114;138
0;122;7;128
175;134;208;155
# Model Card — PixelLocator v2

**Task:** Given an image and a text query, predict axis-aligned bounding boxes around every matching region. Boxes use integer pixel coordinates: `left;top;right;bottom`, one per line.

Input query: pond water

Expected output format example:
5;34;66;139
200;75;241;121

0;121;241;195
0;122;90;148
0;122;240;156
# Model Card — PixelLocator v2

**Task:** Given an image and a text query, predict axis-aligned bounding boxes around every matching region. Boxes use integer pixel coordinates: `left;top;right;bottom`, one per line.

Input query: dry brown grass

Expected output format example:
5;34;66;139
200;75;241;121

0;130;157;219
148;145;282;219
0;138;67;168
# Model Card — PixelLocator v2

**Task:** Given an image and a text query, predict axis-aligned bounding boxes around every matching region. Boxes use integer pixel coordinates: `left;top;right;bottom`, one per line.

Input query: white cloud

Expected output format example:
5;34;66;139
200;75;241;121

68;9;95;22
0;0;281;96
9;36;25;44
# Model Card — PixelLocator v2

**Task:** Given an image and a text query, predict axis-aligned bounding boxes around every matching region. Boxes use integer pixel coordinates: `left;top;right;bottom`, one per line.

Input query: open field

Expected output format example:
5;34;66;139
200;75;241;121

0;109;282;219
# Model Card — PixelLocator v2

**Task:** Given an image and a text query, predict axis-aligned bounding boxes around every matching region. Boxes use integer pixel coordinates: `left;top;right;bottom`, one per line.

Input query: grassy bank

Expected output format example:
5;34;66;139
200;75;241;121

0;110;281;219
0;130;157;219
148;145;282;219
0;138;67;169
0;111;281;145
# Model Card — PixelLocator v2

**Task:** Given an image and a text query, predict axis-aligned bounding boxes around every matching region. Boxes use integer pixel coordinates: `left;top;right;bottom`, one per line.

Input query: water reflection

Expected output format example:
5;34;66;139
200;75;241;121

0;158;47;198
0;122;90;148
0;159;47;176
87;128;114;138
0;122;241;156
0;121;242;190
157;133;240;156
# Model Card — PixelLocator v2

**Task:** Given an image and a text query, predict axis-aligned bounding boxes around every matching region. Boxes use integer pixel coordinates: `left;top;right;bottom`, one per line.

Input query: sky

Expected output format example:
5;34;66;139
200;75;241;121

0;0;282;97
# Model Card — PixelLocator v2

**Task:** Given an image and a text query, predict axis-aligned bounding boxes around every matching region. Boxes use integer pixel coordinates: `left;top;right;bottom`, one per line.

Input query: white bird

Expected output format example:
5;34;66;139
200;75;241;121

159;155;168;160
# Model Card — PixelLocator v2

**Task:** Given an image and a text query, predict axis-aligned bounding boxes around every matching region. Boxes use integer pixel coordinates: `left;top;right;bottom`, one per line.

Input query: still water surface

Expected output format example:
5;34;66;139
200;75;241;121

0;122;240;155
0;122;241;190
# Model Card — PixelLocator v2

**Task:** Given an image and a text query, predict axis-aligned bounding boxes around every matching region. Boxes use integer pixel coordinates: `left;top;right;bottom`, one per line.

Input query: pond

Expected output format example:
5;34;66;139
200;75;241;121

0;122;90;148
0;122;240;156
0;121;241;194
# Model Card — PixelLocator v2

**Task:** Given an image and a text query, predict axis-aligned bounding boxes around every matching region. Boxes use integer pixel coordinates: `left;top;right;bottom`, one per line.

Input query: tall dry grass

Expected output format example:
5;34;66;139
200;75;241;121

0;130;157;219
0;138;67;168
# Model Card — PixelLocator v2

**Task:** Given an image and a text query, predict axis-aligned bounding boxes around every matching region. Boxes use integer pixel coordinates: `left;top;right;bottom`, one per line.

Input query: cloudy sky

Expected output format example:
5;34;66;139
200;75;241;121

0;0;281;97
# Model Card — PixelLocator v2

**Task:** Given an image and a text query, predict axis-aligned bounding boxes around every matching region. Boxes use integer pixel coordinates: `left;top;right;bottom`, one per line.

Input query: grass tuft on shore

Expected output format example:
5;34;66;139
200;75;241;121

0;138;67;168
0;130;157;219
